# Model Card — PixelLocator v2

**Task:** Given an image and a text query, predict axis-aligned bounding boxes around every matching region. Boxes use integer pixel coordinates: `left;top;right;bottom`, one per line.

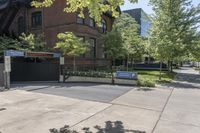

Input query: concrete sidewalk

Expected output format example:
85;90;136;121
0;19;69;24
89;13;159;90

0;90;111;133
0;89;163;133
153;67;200;133
0;67;200;133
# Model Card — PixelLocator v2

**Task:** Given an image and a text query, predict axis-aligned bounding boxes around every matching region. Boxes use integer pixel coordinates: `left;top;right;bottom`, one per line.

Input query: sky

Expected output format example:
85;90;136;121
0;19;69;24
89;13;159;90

121;0;200;15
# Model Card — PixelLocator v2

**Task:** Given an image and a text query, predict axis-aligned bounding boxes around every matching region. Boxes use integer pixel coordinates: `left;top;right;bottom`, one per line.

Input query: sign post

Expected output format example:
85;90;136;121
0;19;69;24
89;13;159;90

59;57;65;82
4;56;11;89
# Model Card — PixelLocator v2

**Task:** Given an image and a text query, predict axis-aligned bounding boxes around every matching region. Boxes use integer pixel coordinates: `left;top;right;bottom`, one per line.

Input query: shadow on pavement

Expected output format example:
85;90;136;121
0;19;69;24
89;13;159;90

161;82;200;89
11;82;111;91
136;88;155;92
12;82;104;87
160;72;200;89
175;73;200;84
50;121;146;133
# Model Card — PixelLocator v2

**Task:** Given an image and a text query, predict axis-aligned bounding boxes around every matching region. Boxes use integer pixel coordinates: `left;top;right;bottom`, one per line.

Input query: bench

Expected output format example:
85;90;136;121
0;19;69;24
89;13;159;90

116;71;138;80
115;71;138;86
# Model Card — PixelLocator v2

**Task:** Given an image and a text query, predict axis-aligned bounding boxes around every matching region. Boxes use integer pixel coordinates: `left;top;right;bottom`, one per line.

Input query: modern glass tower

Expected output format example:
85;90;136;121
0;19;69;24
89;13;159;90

124;8;152;37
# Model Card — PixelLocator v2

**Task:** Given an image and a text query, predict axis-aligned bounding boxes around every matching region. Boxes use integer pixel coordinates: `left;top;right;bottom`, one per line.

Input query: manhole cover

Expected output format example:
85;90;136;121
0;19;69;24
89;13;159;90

0;108;6;111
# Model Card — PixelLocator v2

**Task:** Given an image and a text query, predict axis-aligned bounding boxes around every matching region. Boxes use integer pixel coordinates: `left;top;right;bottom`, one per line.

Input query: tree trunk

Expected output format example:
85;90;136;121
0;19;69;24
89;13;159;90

111;59;115;84
110;59;112;71
170;61;173;72
167;60;170;72
133;59;136;70
73;56;76;71
123;59;126;69
93;58;95;70
131;58;133;71
148;55;151;64
180;62;183;67
113;59;115;67
127;54;129;71
111;58;115;72
159;61;163;80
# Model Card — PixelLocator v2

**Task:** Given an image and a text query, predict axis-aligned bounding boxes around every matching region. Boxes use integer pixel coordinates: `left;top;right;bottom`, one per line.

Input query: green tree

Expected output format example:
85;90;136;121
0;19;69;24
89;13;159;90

143;38;154;64
103;28;124;67
19;33;47;51
149;0;200;78
32;0;138;23
191;35;200;67
0;36;21;57
114;13;142;70
55;32;89;71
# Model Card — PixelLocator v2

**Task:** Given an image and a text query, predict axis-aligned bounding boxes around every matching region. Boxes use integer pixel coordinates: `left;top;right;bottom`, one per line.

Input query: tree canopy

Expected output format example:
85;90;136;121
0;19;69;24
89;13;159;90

103;13;143;68
103;28;123;62
149;0;200;63
32;0;138;23
114;13;142;60
190;33;200;62
55;32;89;70
55;32;89;57
0;36;21;56
0;33;49;58
19;33;47;51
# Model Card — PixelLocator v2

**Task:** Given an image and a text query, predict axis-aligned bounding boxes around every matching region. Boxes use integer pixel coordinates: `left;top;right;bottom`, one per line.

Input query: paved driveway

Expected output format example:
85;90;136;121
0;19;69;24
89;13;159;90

0;66;200;133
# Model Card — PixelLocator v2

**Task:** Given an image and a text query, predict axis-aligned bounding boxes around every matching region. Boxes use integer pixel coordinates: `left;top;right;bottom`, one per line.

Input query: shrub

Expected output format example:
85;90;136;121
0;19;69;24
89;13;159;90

137;78;155;87
64;71;112;78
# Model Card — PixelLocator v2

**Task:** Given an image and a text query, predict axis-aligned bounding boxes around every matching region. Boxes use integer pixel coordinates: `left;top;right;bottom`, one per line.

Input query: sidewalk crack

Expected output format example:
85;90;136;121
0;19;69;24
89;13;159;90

151;88;174;133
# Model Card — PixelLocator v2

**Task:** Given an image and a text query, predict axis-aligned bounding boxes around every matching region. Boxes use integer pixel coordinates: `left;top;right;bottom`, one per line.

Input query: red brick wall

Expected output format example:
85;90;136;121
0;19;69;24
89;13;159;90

8;0;114;67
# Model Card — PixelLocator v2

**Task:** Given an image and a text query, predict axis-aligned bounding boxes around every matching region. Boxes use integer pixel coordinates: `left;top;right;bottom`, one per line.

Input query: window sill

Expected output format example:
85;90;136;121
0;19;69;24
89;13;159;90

31;26;42;30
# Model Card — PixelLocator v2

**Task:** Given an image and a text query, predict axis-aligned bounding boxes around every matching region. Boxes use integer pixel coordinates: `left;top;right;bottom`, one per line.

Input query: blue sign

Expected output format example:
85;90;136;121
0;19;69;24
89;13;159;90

116;71;138;80
5;50;24;57
5;50;61;58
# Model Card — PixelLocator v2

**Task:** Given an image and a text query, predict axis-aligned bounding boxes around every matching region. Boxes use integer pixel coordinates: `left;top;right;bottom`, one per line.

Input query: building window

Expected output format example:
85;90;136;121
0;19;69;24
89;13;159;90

77;15;84;24
89;17;95;27
31;11;42;28
89;38;96;58
18;17;25;35
102;19;107;33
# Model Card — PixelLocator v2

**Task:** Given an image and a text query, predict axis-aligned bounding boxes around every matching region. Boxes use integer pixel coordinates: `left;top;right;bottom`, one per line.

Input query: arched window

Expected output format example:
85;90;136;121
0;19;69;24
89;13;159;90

102;19;107;33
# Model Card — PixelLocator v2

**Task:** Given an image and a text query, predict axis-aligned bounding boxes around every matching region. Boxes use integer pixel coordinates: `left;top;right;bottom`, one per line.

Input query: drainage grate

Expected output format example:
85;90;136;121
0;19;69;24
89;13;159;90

0;108;6;111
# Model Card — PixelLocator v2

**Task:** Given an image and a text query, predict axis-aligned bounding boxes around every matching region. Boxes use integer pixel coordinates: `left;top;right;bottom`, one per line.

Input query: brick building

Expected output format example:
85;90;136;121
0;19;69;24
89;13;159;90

0;0;117;69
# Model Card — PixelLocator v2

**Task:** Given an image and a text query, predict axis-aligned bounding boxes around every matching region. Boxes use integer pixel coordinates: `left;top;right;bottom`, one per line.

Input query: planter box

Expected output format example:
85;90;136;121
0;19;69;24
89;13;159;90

114;78;137;86
65;76;112;84
63;76;137;86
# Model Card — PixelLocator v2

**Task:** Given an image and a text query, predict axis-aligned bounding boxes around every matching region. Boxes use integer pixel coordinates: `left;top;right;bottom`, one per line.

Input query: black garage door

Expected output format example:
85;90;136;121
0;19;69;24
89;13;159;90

11;62;59;82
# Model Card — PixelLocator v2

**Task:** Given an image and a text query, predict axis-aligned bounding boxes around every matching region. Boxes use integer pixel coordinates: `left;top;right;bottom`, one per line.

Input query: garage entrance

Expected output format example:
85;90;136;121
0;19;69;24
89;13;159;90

5;50;61;82
11;62;59;82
